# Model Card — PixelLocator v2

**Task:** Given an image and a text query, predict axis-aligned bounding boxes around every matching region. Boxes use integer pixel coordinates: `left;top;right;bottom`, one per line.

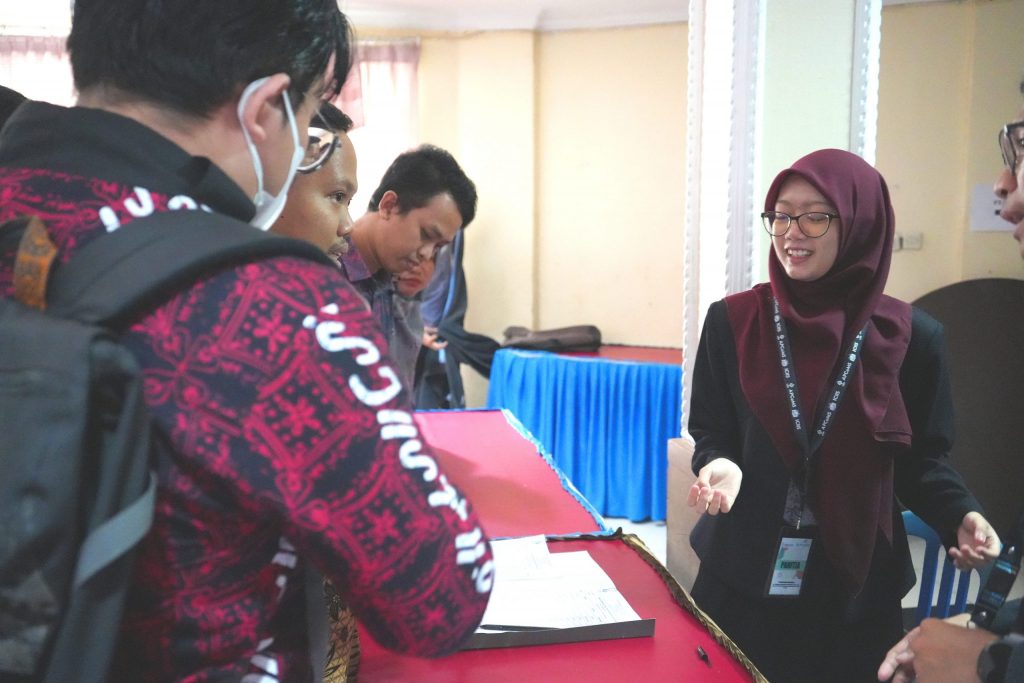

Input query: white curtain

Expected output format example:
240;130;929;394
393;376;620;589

0;33;420;216
0;36;74;106
337;40;420;218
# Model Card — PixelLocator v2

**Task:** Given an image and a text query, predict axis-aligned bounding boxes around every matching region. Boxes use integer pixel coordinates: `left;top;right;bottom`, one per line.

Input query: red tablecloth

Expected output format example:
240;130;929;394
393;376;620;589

559;344;682;365
414;409;605;538
356;410;761;682
358;536;758;682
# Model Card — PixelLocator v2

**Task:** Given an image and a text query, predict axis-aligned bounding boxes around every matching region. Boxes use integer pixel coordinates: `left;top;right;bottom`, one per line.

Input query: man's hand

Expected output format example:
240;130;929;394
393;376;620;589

422;326;448;351
877;618;997;682
686;458;742;515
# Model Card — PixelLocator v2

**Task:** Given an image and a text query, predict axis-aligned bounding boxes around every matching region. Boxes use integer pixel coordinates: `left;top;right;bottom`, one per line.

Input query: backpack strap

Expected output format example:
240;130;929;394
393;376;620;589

74;472;158;588
46;210;334;326
42;209;336;677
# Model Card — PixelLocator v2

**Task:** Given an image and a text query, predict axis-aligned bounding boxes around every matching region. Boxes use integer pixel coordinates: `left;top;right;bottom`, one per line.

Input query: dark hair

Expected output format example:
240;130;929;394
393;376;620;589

318;101;353;134
67;0;353;118
0;85;26;129
368;145;477;228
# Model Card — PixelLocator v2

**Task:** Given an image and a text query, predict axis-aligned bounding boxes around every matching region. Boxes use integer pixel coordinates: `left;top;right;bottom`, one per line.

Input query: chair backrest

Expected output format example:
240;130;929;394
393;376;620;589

913;279;1024;539
902;510;973;627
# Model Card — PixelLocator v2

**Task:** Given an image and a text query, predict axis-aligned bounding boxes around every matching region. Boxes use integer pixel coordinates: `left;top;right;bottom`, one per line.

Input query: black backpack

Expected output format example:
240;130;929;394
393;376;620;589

0;210;332;682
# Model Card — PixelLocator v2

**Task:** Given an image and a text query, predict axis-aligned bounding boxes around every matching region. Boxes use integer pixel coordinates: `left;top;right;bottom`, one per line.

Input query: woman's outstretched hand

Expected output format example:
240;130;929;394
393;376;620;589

687;458;742;515
948;511;1000;570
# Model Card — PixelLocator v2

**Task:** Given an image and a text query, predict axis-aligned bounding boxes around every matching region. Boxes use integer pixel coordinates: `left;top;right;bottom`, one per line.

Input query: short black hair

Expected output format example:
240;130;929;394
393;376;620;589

68;0;352;118
0;85;26;129
368;145;477;228
318;101;353;134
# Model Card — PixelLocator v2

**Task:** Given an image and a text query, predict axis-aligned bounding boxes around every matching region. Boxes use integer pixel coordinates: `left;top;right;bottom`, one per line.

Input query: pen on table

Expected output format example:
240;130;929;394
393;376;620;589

696;645;711;666
478;624;555;632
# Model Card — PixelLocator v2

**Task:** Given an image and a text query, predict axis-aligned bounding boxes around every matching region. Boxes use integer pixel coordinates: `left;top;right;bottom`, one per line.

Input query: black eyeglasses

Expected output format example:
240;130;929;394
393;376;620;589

998;121;1024;175
298;112;340;174
761;211;837;238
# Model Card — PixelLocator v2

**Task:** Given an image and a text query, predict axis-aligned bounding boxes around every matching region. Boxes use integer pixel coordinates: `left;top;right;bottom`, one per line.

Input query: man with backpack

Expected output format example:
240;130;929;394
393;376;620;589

0;2;493;682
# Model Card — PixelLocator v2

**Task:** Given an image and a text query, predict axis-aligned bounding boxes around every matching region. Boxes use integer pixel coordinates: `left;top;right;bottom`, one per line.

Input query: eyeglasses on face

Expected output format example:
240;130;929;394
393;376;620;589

998;121;1024;176
298;112;341;174
760;211;837;238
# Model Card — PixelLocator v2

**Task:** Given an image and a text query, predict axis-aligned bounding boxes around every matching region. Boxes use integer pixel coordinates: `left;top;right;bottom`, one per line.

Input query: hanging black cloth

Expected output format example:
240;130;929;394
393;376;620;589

414;231;498;409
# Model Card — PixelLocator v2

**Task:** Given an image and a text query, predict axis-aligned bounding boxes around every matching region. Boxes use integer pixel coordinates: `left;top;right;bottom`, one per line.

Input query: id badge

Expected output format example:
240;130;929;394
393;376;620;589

765;526;814;598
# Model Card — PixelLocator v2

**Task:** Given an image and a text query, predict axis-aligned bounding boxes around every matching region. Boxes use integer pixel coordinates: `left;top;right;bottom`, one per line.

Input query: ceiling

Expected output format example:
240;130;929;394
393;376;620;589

0;0;687;34
339;0;946;32
339;0;688;32
2;0;948;36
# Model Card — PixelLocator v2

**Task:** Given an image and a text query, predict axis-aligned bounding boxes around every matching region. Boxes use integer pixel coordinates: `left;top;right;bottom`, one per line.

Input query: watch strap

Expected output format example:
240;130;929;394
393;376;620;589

978;632;1024;683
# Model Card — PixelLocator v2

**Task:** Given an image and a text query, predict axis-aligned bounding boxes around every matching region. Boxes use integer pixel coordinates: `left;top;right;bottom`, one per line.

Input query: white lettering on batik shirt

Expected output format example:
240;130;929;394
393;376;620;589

242;537;297;683
303;307;495;594
98;185;213;232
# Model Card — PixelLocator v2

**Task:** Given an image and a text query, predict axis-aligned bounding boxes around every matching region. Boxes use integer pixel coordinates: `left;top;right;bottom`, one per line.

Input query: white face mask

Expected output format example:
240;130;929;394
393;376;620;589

237;77;304;230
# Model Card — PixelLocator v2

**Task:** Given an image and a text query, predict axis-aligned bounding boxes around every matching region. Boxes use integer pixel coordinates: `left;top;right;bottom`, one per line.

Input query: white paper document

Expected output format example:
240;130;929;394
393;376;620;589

477;535;644;631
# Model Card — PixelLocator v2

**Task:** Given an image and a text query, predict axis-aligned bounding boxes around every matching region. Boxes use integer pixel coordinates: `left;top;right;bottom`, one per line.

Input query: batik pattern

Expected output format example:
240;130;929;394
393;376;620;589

0;168;493;683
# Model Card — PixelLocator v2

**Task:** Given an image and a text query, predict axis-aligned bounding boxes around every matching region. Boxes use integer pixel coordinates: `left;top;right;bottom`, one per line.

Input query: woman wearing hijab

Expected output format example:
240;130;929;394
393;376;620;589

685;149;999;682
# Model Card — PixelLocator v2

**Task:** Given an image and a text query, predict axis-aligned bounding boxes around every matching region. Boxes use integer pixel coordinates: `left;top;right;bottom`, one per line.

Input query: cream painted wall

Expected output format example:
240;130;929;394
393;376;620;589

414;31;538;406
877;0;1024;303
536;24;687;345
362;24;687;404
417;36;460;150
361;1;1024;405
756;0;859;284
761;0;856;189
454;32;537;406
425;32;537;343
373;24;687;348
960;0;1024;280
876;1;972;301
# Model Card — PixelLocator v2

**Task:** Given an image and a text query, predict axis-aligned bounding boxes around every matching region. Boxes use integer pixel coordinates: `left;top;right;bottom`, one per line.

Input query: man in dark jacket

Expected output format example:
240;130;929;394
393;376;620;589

0;2;492;681
414;232;500;409
877;77;1024;683
0;84;25;129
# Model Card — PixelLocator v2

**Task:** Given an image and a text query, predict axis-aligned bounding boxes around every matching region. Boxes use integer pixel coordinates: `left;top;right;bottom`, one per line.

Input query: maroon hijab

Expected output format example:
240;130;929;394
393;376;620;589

726;148;913;590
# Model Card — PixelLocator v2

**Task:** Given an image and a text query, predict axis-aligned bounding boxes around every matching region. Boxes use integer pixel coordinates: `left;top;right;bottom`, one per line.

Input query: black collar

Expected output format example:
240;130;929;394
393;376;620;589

0;101;254;222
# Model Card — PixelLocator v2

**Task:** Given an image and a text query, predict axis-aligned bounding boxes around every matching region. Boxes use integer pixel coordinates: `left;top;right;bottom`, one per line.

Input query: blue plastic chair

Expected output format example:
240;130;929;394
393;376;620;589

902;510;973;627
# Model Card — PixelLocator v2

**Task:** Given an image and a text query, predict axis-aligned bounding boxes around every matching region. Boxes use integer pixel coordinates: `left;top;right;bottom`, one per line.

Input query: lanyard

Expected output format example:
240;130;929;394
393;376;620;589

772;298;866;523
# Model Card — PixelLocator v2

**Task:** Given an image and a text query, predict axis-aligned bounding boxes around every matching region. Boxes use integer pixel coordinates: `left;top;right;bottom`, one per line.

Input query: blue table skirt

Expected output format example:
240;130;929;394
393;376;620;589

486;348;682;521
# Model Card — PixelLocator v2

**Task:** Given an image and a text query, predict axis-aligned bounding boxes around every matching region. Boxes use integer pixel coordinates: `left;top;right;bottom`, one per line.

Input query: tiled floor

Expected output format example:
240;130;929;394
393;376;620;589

605;517;666;566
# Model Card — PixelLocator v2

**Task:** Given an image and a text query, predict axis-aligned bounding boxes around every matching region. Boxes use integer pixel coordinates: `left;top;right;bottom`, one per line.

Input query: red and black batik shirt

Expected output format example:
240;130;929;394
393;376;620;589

0;102;493;683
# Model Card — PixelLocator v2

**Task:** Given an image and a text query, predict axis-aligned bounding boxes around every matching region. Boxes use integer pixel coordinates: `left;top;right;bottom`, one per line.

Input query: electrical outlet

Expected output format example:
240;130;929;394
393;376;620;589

902;232;924;250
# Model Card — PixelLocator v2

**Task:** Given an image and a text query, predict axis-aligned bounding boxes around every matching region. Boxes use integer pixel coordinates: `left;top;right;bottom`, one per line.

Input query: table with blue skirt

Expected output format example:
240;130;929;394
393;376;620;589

486;345;683;521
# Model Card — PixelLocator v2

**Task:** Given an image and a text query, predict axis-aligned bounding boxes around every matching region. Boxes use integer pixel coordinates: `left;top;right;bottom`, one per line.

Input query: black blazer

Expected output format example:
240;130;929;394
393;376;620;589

688;300;981;602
